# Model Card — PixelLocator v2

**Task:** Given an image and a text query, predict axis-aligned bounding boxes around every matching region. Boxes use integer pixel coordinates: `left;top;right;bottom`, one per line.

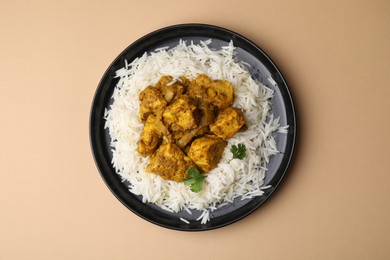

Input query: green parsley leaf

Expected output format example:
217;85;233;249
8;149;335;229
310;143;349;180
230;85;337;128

183;167;206;193
230;143;246;160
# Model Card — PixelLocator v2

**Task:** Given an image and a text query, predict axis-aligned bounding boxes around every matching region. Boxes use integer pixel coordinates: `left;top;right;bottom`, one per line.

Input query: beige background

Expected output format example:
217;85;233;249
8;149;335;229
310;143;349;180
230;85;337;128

1;0;390;259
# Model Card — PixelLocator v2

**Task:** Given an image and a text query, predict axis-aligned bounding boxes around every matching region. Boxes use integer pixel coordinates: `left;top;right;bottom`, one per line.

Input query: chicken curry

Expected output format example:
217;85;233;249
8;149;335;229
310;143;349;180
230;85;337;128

137;74;246;182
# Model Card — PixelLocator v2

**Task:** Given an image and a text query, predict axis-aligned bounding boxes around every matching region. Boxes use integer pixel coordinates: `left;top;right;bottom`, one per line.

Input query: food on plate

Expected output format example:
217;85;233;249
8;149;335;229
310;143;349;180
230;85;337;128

155;75;186;103
137;73;244;182
175;100;215;149
187;135;227;172
230;143;247;160
139;86;167;122
137;114;163;156
104;40;288;224
183;168;206;193
188;74;234;109
210;107;246;139
162;94;200;133
146;142;195;182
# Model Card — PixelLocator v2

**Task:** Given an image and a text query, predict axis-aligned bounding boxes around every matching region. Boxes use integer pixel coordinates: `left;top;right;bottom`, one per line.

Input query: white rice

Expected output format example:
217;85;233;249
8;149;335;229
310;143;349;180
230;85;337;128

180;217;190;224
104;40;287;224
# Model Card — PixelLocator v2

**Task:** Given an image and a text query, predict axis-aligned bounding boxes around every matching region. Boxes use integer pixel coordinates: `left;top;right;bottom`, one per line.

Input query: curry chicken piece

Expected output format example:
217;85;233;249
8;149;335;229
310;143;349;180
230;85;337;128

174;100;216;149
146;142;195;182
188;74;234;109
154;76;186;104
162;95;200;133
187;135;227;172
187;74;211;100
210;80;234;109
210;107;246;139
137;114;163;157
139;86;167;121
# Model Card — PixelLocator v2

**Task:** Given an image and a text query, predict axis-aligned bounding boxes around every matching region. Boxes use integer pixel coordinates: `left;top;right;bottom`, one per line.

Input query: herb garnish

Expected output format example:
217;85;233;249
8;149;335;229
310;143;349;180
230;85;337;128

183;167;206;193
230;143;246;160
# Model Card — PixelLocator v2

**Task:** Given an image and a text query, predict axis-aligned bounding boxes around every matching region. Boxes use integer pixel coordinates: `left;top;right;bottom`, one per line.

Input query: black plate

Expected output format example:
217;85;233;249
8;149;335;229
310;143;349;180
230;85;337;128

90;24;296;231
